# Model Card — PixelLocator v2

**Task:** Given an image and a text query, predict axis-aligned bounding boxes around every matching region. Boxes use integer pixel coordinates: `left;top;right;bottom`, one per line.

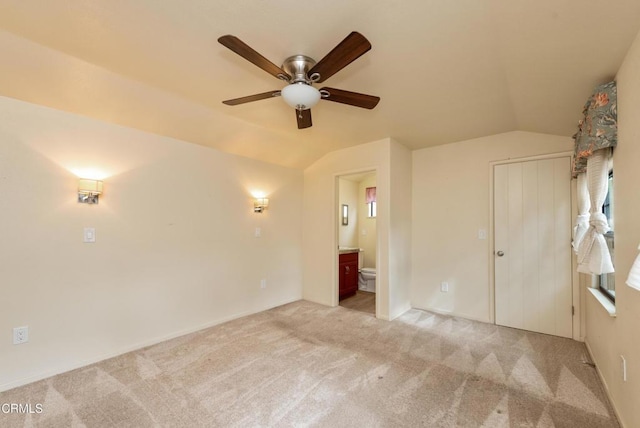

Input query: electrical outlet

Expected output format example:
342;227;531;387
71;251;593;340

13;326;29;345
254;227;261;238
83;227;96;243
440;282;449;292
260;279;267;289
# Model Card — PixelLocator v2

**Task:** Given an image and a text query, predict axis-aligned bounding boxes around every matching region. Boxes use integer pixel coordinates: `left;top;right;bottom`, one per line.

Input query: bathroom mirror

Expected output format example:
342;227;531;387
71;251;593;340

341;204;349;226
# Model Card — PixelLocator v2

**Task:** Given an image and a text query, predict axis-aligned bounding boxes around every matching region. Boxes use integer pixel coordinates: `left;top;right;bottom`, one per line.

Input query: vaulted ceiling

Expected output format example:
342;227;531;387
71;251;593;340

1;1;639;169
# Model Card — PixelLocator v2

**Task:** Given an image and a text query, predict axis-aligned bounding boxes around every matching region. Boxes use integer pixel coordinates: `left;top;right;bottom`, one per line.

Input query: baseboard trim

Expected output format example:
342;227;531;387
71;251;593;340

584;340;625;428
0;297;300;393
389;304;412;321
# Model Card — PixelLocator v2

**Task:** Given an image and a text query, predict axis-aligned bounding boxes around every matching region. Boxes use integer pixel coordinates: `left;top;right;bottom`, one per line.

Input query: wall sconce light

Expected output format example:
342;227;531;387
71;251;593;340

254;198;269;213
78;178;103;204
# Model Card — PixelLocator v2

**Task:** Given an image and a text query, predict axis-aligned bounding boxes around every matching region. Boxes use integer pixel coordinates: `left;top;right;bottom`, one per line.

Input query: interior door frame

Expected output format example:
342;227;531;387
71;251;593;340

334;167;379;318
489;151;581;340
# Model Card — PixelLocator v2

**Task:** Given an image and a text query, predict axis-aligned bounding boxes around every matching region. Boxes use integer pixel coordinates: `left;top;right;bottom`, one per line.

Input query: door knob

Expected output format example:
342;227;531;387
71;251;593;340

496;250;505;257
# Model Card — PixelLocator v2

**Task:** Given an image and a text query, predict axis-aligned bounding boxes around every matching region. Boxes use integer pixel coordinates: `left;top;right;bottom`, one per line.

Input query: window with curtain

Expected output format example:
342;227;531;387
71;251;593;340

577;148;615;276
572;81;617;294
366;187;377;218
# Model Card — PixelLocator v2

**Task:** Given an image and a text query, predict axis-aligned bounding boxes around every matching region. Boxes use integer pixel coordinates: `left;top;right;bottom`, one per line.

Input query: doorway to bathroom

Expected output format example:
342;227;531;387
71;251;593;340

337;170;377;316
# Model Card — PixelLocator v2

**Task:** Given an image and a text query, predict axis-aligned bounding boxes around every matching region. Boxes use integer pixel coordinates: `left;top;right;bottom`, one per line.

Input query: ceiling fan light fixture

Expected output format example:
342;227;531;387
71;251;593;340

281;83;320;110
218;33;379;128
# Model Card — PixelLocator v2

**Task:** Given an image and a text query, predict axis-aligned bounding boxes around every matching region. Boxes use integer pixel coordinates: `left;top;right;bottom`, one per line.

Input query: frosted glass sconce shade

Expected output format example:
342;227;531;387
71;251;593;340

281;83;320;110
78;179;103;204
254;198;269;213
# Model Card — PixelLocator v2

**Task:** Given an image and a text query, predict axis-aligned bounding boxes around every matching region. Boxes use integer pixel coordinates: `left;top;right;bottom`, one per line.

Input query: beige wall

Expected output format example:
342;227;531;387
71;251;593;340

584;29;640;428
338;178;358;248
389;140;413;318
411;131;573;322
357;173;377;268
0;97;303;391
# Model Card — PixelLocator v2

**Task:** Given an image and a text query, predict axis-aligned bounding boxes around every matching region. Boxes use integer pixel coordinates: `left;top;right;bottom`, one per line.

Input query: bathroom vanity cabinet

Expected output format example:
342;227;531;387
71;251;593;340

339;252;358;300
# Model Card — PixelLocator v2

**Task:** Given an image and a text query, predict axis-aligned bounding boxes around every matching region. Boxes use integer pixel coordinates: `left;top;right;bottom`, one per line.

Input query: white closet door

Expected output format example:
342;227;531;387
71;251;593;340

494;157;572;338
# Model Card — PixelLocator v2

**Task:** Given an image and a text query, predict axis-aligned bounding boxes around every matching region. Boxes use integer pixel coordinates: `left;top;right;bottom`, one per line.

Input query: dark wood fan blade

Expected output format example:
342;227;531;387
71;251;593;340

296;109;312;129
307;32;371;83
218;35;290;80
320;87;380;109
222;90;281;106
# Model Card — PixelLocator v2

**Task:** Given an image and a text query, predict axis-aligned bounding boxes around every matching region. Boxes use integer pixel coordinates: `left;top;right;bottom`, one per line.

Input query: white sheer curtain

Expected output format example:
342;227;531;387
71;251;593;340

577;149;614;274
572;173;590;253
627;244;640;291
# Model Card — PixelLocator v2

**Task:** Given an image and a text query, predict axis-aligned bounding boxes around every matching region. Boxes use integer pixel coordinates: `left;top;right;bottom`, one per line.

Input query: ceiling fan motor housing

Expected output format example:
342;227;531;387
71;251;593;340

281;55;317;84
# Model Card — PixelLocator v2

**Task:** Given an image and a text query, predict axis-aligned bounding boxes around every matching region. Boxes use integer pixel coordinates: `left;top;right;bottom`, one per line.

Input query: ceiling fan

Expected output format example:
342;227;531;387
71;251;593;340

218;32;380;129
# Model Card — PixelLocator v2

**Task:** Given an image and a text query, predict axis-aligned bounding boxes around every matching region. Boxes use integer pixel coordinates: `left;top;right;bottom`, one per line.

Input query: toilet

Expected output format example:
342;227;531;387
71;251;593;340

358;250;376;293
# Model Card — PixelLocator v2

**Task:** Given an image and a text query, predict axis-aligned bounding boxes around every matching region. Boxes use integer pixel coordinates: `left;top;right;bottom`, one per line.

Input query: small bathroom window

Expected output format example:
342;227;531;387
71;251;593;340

366;187;377;218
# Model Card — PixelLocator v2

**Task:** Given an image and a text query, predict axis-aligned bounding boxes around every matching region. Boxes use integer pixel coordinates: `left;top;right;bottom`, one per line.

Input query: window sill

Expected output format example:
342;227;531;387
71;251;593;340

588;287;617;317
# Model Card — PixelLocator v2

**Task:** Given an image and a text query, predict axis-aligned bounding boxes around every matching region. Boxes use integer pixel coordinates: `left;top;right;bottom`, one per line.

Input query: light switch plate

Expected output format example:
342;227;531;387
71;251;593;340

254;227;261;238
478;229;487;240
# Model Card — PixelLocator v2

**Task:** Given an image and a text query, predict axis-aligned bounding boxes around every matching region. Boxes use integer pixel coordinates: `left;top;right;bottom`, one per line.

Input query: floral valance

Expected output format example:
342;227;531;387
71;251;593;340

572;81;617;177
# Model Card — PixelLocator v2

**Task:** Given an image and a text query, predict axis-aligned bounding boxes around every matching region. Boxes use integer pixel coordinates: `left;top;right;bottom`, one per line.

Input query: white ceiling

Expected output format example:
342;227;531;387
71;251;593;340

0;1;639;169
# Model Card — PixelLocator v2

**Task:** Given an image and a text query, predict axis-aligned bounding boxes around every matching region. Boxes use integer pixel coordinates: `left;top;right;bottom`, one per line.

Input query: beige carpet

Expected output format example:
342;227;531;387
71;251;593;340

1;301;618;427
